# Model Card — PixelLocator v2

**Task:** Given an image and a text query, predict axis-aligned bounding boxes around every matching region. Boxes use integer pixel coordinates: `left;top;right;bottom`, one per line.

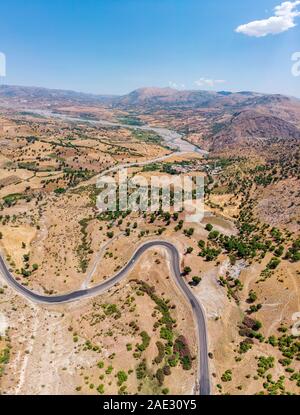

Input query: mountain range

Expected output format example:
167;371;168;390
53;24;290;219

0;84;300;152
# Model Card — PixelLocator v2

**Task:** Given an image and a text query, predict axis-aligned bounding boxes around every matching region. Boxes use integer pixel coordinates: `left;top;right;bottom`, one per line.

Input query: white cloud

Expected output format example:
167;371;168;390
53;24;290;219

194;78;226;88
236;1;300;37
168;81;185;89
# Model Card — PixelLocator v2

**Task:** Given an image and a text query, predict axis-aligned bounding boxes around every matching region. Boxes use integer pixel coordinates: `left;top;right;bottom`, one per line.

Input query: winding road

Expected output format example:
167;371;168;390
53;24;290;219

0;111;211;395
0;240;210;395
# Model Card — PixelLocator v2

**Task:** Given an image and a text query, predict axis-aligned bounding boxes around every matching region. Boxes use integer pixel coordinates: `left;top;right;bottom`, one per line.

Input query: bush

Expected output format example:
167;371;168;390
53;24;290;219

97;384;104;394
105;365;113;375
160;327;173;342
239;340;253;354
184;228;194;237
192;276;201;286
267;257;281;270
248;290;257;303
208;230;220;240
137;331;150;352
257;356;275;376
221;370;232;382
174;336;192;370
198;240;205;248
156;369;165;386
136;360;147;379
154;342;165;364
54;187;66;194
117;371;128;386
183;266;192;275
253;320;262;331
181;355;192;370
168;354;179;367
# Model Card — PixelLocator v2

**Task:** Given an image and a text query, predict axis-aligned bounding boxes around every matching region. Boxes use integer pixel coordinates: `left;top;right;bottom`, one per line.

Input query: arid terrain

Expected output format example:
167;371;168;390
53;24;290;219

0;85;299;395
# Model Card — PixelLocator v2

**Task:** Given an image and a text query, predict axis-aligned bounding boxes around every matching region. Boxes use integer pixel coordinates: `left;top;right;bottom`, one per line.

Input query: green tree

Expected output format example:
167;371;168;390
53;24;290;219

205;223;213;232
192;276;201;286
183;266;192;275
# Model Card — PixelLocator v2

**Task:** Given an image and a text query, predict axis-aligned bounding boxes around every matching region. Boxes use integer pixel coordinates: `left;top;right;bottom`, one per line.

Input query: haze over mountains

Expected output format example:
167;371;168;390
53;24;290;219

0;84;300;152
1;84;299;108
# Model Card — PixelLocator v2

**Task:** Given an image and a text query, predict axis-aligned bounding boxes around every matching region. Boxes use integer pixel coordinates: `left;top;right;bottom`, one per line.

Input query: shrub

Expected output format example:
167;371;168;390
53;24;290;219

257;356;275;376
154;342;165;364
136;360;147;379
137;331;150;352
183;266;192;275
267;257;281;270
168;354;179;367
105;365;113;375
174;336;192;370
205;224;213;232
192;276;202;286
248;290;257;303
221;370;232;382
160;327;173;342
184;228;194;237
208;230;220;240
156;369;165;386
97;384;104;394
239;340;253;354
54;187;66;194
117;371;128;386
198;240;205;248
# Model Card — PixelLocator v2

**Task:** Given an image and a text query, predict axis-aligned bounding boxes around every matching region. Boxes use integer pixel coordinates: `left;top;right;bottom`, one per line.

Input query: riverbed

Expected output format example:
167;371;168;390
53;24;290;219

29;109;207;155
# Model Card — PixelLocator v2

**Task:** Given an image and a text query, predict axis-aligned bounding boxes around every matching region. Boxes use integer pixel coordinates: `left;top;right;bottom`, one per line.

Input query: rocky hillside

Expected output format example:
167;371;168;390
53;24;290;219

211;110;300;151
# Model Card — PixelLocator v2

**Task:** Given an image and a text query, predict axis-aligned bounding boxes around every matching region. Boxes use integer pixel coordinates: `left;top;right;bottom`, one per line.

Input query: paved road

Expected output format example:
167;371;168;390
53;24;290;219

0;240;210;395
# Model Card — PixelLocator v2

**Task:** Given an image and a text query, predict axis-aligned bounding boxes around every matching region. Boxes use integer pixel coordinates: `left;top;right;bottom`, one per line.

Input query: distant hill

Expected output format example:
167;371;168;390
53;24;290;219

1;84;300;152
111;87;261;108
1;84;298;111
0;84;114;105
211;110;300;151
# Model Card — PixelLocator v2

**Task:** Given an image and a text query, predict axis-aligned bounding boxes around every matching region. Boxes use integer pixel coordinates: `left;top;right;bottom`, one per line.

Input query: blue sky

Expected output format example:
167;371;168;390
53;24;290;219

1;0;300;96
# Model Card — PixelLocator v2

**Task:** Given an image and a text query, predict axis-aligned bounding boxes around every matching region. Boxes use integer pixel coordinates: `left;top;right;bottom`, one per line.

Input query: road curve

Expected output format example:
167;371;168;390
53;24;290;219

0;240;210;395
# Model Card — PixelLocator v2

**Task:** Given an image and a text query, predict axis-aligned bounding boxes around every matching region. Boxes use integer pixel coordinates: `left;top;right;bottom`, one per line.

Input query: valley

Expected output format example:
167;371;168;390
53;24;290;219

0;85;299;396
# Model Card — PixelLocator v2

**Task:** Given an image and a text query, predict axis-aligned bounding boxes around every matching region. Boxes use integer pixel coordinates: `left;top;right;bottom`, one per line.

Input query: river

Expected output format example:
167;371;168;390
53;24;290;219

29;109;207;155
